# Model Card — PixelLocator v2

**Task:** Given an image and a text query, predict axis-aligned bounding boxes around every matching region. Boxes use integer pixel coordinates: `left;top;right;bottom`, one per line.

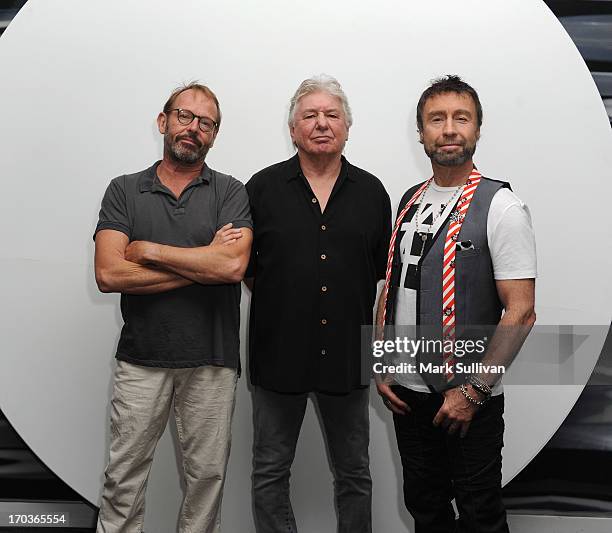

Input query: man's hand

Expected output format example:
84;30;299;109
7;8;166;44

125;224;244;266
94;229;192;294
376;380;410;415
432;386;482;438
211;223;244;246
125;241;160;265
133;226;252;285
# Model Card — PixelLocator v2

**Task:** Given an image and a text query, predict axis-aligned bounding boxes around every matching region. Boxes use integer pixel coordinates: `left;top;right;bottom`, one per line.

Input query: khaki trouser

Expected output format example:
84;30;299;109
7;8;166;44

96;360;237;533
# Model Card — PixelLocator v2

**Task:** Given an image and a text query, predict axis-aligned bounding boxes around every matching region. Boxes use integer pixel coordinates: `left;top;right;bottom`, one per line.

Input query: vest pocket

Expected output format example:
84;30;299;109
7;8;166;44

455;246;481;258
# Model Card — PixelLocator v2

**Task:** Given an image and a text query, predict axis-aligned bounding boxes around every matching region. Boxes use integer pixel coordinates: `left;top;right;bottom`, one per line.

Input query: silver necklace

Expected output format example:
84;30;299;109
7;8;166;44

414;179;465;256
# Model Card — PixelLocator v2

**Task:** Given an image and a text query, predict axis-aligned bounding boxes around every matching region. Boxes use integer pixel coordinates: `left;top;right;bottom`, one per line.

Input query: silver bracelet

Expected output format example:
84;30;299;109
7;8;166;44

469;375;492;397
459;384;487;406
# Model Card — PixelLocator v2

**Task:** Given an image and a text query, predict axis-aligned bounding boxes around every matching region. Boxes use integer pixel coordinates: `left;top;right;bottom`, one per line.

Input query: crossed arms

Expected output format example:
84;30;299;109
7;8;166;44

95;223;253;294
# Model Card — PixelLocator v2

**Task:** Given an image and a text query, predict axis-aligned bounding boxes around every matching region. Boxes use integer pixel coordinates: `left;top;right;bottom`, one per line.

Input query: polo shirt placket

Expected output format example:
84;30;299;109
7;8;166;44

95;161;252;369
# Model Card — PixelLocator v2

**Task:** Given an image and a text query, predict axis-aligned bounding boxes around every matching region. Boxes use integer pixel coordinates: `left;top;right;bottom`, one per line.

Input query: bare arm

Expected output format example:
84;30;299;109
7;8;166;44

433;278;536;436
95;229;192;295
374;285;411;415
474;278;536;385
125;224;253;285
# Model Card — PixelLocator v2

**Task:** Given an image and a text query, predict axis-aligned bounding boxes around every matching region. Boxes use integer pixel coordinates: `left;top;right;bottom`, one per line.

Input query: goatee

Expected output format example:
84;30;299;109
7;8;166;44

426;143;476;167
166;133;208;164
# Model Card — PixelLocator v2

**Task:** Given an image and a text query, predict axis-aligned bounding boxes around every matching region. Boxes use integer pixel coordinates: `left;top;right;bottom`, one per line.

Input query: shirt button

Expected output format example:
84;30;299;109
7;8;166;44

321;225;327;231
311;197;317;203
321;286;327;292
320;254;327;260
321;349;327;355
321;318;327;325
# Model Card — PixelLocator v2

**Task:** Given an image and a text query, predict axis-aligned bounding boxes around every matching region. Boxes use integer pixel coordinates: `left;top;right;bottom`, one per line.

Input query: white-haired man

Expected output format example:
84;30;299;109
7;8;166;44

245;75;391;533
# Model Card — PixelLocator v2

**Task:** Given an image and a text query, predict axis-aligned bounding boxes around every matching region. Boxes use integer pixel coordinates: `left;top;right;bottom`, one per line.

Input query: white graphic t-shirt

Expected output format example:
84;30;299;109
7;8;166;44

393;181;537;394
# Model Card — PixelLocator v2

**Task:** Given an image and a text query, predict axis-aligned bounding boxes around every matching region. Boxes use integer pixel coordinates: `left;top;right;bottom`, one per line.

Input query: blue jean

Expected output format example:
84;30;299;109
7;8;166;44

392;386;508;533
252;386;372;533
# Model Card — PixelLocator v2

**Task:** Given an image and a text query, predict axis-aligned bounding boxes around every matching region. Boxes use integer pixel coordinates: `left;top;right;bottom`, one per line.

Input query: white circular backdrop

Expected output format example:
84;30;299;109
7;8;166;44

0;1;611;531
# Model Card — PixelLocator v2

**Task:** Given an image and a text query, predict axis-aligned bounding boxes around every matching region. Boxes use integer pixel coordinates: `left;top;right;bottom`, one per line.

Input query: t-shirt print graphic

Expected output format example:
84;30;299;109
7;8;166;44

398;201;445;290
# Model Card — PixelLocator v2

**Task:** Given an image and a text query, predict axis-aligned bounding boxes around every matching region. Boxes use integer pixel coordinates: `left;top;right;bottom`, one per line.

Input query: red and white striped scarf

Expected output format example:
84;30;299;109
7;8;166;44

382;169;482;382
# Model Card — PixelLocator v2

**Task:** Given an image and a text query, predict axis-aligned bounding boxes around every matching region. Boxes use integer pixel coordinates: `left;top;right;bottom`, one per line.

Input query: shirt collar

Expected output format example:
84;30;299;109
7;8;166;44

139;160;211;192
286;153;355;182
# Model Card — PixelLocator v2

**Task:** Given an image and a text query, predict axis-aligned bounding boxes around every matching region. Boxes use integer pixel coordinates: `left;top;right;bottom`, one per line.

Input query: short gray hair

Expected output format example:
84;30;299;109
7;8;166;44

163;81;222;129
288;74;353;128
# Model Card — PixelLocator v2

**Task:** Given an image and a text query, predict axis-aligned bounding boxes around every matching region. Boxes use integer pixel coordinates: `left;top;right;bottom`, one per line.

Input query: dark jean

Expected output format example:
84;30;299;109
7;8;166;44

252;386;372;533
392;386;508;533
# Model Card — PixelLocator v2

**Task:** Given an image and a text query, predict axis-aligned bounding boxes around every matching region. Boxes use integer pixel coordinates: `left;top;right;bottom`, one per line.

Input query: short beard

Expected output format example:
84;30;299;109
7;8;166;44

425;142;476;167
165;133;208;164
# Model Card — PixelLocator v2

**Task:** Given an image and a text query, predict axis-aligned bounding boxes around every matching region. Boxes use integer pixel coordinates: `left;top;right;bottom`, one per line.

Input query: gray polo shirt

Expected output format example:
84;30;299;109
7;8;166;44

94;161;252;369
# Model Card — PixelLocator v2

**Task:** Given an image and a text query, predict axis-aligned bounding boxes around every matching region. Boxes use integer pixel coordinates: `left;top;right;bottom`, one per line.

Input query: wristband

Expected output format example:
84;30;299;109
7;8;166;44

469;375;492;397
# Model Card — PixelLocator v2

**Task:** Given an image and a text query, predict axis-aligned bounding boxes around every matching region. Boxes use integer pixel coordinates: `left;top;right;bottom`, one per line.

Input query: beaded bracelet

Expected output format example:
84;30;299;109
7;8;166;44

459;384;488;406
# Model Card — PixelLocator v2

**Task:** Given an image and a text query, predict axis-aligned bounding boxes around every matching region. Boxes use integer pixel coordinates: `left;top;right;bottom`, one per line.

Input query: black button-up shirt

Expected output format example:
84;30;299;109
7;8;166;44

246;155;391;393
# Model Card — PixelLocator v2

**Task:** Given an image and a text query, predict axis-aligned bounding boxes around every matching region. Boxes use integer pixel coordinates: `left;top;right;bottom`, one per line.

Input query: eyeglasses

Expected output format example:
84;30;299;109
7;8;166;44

171;108;217;133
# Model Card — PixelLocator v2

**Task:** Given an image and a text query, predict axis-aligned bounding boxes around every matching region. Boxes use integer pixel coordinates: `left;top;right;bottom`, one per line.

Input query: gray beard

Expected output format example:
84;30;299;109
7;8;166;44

165;133;208;164
170;142;208;164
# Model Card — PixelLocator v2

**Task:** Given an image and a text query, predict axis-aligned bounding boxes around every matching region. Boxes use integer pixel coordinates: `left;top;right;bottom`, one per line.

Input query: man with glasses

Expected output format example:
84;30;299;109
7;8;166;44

94;82;252;533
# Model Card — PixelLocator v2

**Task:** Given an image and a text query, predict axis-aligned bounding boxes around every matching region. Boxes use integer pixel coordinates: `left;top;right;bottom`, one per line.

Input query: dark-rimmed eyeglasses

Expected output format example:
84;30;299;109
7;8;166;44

171;108;217;133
